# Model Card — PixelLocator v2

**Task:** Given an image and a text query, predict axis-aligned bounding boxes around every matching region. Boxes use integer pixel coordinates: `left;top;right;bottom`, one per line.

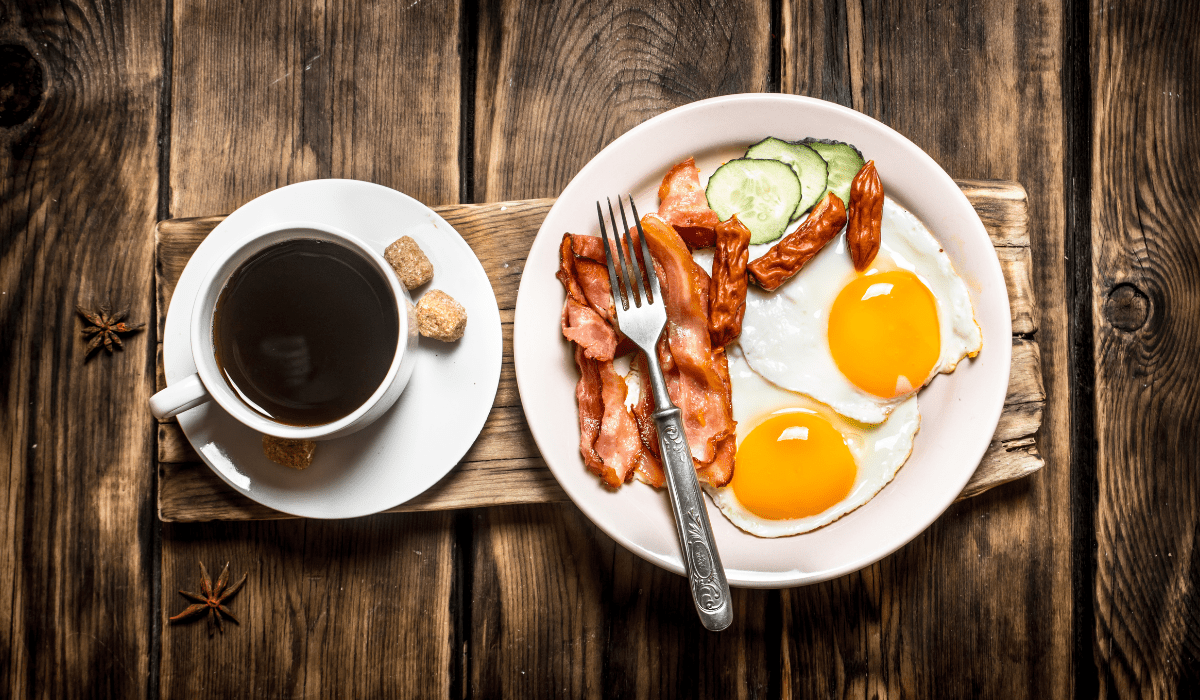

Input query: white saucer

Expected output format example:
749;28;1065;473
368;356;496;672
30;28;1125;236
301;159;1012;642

162;179;503;519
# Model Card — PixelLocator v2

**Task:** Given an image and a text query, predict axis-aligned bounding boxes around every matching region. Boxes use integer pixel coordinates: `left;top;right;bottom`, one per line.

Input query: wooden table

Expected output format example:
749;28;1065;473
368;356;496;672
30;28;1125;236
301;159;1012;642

1;1;1196;697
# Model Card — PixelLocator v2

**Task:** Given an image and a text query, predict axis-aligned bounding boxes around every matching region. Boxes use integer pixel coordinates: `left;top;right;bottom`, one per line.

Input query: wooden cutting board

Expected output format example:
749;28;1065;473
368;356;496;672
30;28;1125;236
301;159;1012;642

155;179;1044;522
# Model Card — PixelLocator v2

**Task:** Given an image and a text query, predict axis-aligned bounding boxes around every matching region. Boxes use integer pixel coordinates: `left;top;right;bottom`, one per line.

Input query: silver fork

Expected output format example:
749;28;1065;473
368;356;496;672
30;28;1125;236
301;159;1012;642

597;195;732;632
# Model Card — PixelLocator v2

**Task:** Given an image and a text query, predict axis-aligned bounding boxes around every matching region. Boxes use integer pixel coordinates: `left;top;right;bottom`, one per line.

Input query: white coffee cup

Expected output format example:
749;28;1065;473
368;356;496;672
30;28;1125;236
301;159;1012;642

148;221;418;440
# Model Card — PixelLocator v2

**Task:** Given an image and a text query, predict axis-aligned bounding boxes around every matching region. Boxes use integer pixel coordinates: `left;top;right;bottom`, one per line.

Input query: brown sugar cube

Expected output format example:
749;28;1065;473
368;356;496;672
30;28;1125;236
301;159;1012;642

262;435;317;470
384;235;434;289
416;289;467;342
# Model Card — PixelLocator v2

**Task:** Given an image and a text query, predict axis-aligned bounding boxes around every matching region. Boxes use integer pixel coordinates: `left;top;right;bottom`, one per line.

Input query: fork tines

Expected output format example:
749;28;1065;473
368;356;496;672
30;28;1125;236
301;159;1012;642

596;195;660;310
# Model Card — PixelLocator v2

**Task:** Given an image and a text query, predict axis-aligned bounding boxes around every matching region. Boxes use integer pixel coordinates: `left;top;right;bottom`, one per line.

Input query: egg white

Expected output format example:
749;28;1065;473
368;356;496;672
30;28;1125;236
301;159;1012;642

736;197;982;424
704;346;921;537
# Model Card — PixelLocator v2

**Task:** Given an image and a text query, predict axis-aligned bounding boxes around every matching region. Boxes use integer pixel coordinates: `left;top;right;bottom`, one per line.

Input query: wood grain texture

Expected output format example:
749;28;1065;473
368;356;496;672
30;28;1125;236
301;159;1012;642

153;182;1042;522
160;515;454;699
169;0;461;215
1090;1;1200;693
0;1;162;697
161;1;462;696
469;505;775;698
960;338;1045;501
474;0;771;203
779;0;1072;696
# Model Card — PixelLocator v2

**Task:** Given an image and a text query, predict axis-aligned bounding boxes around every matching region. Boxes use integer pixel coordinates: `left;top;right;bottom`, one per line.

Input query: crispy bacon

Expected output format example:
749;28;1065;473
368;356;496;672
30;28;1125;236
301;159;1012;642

568;233;605;262
636;342;736;489
572;345;609;482
576;258;615;321
657;157;720;248
629;354;665;488
559;217;737;490
697;434;736;487
638;214;736;484
634;451;665;488
559;235;619;361
572;346;642;488
557;234;587;301
560;234;645;487
561;300;617;361
593;360;643;486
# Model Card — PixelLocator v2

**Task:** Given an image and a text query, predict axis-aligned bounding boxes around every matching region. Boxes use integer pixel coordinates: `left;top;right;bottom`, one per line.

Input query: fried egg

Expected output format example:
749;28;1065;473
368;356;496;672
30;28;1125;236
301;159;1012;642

737;198;982;424
705;347;920;537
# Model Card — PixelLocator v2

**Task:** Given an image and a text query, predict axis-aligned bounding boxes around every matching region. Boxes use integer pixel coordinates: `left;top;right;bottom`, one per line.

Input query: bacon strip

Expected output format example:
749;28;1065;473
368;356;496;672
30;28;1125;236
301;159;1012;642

657;157;720;248
559;218;737;489
572;345;608;481
697;434;736;488
561;301;617;361
629;354;665;488
568;233;605;262
638;214;735;483
560;234;645;487
558;234;618;361
575;258;615;321
593;360;642;486
636;342;735;489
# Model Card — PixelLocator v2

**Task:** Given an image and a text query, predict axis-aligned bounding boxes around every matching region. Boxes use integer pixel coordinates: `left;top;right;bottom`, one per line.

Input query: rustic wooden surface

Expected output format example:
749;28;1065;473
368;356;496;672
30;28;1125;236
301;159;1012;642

153;182;1044;522
2;0;1198;697
1090;2;1200;695
0;1;162;698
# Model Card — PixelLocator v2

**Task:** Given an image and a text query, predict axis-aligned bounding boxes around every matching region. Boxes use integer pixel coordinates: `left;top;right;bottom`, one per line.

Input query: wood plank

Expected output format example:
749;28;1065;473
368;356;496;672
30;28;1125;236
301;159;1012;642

154;182;1043;521
160;514;455;698
0;1;163;697
473;2;771;203
470;3;774;696
779;0;1072;696
1090;1;1200;693
161;1;462;697
168;3;461;214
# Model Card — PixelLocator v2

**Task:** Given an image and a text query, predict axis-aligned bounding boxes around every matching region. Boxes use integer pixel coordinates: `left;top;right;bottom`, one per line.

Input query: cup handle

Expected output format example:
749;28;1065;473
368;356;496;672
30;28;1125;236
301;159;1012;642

149;373;212;419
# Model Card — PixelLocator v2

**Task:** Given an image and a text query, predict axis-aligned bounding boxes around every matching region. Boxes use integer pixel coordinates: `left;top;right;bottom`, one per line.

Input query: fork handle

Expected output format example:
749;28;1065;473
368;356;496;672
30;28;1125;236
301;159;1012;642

647;366;733;631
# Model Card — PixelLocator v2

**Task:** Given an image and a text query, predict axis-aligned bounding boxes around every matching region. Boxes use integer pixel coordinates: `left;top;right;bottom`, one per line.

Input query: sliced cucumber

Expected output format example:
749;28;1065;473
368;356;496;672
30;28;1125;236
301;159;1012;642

800;139;865;208
705;158;802;245
744;137;829;219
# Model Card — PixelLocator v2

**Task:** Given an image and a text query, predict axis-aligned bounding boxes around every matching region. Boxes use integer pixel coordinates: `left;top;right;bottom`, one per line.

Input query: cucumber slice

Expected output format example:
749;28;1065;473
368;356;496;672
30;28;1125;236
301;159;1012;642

705;158;802;245
744;137;829;219
801;139;865;207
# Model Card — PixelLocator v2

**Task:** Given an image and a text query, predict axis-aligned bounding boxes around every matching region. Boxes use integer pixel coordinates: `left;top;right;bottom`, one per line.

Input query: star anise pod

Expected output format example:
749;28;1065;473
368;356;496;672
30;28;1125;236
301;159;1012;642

169;561;247;637
76;304;145;359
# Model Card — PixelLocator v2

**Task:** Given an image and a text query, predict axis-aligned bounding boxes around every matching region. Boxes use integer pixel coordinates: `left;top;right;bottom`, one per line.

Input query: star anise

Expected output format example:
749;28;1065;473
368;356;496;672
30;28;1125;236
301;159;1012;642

76;304;145;358
169;561;247;636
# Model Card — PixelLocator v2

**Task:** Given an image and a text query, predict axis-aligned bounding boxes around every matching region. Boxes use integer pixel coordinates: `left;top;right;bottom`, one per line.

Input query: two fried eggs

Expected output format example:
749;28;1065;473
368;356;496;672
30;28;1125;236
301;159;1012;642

693;198;982;537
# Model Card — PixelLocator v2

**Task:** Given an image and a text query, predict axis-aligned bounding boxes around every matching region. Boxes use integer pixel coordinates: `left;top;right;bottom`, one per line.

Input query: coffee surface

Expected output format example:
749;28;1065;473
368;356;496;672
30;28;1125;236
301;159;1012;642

213;238;399;426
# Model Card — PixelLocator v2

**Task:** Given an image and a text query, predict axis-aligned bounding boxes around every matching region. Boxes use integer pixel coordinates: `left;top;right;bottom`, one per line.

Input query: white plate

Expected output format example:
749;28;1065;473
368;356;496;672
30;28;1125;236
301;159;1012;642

513;94;1011;587
163;179;503;519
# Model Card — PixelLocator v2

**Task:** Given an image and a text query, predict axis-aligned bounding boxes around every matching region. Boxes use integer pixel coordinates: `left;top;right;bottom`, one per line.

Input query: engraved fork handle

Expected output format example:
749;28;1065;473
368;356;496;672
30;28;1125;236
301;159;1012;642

643;348;733;631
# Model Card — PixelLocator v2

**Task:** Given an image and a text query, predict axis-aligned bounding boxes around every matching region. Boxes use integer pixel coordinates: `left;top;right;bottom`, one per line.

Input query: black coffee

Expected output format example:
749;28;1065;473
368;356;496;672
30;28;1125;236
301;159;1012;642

212;238;399;427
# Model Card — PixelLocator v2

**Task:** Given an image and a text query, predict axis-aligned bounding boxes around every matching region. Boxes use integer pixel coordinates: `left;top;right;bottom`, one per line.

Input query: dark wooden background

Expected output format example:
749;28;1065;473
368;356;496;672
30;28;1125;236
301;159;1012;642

0;0;1196;697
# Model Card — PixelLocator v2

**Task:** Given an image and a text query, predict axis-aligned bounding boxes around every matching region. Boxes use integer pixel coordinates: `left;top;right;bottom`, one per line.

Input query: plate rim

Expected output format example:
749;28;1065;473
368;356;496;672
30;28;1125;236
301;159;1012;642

513;93;1011;587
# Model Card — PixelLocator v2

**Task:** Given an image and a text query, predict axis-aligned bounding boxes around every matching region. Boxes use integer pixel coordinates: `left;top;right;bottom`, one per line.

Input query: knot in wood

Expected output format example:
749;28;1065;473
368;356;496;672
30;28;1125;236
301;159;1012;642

1104;282;1149;332
0;44;44;128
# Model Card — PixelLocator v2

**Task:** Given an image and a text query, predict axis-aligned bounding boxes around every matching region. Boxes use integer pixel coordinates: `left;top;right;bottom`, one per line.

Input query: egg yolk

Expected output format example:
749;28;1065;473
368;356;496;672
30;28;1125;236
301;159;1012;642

827;269;940;398
732;412;856;520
